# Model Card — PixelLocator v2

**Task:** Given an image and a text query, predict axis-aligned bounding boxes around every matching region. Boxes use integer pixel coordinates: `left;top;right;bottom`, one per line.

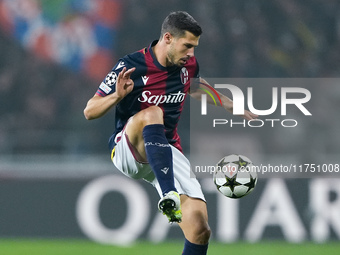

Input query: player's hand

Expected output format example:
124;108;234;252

225;104;258;120
116;67;136;99
223;101;258;120
241;110;258;121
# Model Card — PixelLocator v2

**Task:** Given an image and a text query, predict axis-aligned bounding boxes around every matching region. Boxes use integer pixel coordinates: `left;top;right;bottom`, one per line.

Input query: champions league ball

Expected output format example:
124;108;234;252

213;154;258;199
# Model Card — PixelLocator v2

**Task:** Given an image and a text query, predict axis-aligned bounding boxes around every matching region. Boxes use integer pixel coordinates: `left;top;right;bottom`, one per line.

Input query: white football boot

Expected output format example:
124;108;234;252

158;191;182;223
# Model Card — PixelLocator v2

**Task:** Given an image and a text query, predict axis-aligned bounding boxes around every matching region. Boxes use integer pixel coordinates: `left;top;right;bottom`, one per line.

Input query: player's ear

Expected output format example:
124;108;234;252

163;32;173;44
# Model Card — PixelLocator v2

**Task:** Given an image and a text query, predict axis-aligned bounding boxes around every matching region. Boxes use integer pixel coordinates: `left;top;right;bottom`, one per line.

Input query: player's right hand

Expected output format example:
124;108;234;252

116;67;136;99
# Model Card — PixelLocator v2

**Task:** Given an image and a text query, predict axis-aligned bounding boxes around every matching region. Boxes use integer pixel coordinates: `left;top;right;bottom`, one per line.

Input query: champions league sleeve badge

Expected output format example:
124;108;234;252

105;71;118;87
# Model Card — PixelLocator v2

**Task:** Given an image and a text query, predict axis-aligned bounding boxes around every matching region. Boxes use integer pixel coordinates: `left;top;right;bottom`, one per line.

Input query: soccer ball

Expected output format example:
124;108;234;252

213;154;258;199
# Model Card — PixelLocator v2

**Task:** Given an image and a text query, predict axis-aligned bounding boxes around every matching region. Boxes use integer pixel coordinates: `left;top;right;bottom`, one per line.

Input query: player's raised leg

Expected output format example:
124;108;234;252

179;195;211;255
124;106;182;222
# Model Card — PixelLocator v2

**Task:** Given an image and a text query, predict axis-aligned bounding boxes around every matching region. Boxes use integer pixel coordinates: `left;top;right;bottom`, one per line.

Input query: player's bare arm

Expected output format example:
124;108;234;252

189;77;258;121
84;67;136;120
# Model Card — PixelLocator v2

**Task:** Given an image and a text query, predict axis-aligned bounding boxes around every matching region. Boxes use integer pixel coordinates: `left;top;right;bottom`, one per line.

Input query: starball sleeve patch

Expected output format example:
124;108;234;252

105;71;118;87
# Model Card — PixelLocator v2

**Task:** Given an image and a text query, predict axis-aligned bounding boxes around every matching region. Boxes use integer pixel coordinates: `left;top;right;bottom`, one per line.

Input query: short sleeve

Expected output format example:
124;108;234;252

95;59;127;97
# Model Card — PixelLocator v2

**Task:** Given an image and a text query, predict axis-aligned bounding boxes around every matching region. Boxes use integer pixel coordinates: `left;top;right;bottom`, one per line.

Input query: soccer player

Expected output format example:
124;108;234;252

84;11;256;255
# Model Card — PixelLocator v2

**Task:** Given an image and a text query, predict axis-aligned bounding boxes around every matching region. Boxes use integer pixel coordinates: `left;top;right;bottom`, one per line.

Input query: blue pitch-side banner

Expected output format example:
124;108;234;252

1;175;339;245
0;0;122;80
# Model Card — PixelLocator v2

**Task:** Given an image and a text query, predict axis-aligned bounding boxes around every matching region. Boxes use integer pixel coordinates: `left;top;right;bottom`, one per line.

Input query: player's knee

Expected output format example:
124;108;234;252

195;223;211;244
186;218;211;244
141;106;164;125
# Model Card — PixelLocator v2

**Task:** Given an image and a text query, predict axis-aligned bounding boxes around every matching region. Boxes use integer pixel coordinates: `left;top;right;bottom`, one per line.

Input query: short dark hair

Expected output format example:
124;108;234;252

160;11;202;39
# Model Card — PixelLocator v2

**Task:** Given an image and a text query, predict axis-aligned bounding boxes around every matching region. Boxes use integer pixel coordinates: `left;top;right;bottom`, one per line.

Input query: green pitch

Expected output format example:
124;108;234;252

0;239;339;255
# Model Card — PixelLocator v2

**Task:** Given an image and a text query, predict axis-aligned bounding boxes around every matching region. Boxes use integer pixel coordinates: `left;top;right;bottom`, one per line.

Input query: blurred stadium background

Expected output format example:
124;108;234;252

0;0;340;253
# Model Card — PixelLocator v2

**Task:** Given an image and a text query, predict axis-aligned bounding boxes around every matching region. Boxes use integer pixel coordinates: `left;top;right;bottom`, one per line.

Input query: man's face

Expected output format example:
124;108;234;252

166;31;199;67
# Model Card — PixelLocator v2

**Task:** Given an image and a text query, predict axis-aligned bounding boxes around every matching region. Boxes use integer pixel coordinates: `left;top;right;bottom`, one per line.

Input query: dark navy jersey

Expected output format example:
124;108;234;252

96;40;200;152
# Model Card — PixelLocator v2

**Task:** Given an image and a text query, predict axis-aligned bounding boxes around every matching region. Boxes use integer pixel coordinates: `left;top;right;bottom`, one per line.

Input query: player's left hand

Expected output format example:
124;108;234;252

223;102;258;120
241;110;258;121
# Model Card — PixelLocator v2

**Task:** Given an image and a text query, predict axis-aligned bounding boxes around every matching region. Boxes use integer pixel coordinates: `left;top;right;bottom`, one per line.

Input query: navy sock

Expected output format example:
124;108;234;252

182;239;208;255
143;124;177;196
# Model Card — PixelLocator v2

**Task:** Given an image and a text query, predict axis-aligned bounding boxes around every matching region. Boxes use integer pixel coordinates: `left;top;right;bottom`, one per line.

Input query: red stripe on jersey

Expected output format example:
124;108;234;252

96;89;106;97
138;45;198;152
171;58;198;152
170;89;190;152
140;49;167;113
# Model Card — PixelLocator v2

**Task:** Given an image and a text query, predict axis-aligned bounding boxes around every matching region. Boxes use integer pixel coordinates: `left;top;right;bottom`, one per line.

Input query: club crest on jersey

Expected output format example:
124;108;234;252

180;67;189;84
105;71;118;87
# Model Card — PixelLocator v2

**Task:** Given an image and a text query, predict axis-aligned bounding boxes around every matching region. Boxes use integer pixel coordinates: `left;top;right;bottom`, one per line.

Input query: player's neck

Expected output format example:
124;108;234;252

152;41;168;67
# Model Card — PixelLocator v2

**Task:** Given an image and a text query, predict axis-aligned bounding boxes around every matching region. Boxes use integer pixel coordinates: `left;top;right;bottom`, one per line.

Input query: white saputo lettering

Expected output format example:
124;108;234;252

138;91;185;106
